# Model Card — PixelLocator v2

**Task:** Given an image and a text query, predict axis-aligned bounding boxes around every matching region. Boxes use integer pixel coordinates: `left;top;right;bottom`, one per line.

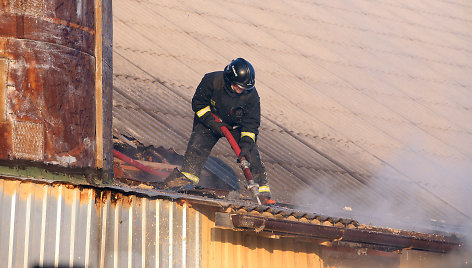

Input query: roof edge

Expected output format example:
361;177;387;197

216;213;462;253
0;174;464;254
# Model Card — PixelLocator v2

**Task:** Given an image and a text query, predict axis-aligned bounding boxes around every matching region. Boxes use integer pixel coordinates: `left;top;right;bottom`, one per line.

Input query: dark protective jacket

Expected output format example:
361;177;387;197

192;71;261;138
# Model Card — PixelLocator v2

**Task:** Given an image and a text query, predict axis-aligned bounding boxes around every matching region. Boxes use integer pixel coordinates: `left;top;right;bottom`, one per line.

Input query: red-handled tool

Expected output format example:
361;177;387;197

212;114;261;205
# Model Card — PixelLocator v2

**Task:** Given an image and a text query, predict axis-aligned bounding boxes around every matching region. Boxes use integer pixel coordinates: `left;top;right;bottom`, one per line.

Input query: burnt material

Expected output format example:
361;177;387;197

229;214;461;253
113;136;239;190
113;149;169;178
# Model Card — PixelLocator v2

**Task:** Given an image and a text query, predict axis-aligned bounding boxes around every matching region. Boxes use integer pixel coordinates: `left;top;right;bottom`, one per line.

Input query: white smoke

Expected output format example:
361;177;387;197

291;138;472;257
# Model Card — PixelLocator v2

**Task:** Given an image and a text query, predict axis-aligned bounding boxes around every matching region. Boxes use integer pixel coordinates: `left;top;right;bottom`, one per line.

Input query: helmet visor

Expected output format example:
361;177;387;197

232;82;254;92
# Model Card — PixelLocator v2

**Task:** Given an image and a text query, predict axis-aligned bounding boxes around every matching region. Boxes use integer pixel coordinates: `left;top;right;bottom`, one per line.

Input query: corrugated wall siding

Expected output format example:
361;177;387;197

202;225;324;268
0;177;325;268
0;178;202;268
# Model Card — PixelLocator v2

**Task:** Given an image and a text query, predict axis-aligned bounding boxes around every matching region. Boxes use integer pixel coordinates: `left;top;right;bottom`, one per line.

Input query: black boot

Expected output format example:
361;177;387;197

163;168;195;190
259;191;276;206
261;196;276;206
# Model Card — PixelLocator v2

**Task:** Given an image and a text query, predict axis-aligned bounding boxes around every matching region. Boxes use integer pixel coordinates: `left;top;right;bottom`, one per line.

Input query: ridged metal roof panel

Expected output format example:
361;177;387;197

112;0;472;231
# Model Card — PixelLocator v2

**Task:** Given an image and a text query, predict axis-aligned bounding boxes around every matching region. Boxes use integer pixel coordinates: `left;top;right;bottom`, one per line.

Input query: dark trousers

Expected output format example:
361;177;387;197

181;122;269;188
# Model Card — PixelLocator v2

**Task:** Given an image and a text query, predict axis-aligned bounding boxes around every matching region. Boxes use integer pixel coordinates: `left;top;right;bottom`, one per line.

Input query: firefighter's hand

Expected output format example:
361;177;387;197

237;136;254;162
200;113;229;136
210;121;229;136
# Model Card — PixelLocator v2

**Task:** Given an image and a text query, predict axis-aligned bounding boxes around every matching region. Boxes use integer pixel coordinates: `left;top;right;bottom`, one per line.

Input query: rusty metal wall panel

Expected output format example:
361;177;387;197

0;37;96;167
0;3;96;167
0;177;204;268
0;0;113;171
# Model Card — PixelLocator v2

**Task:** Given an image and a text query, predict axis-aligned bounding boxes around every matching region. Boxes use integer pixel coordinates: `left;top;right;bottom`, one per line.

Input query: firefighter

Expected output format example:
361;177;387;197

164;58;275;205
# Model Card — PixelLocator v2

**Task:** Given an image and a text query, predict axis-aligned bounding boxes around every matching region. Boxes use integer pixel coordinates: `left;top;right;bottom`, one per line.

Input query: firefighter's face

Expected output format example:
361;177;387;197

231;83;246;94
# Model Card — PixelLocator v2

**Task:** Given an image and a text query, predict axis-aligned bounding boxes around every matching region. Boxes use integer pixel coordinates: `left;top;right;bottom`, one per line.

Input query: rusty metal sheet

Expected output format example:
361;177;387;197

0;37;96;167
0;0;104;170
0;14;95;56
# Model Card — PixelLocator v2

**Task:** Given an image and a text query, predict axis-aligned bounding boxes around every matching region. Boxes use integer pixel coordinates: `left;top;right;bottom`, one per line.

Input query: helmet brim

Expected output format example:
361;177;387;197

233;82;255;92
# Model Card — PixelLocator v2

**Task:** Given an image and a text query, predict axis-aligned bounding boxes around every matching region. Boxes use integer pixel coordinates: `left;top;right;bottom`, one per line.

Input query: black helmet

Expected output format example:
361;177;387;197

224;58;255;90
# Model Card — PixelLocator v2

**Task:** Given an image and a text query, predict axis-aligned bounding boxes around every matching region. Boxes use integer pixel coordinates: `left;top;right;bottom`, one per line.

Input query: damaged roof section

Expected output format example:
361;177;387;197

113;134;240;192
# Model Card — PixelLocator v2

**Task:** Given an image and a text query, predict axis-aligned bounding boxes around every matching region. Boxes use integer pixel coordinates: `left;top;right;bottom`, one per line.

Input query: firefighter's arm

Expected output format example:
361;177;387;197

238;95;261;161
192;75;213;116
192;75;227;135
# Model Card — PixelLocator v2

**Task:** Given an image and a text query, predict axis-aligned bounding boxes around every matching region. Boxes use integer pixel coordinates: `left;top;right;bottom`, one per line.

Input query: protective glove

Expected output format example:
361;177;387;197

237;136;254;162
200;113;229;136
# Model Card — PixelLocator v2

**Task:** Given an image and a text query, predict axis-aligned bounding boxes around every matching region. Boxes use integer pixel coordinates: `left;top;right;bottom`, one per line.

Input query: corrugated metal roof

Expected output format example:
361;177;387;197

112;0;472;232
